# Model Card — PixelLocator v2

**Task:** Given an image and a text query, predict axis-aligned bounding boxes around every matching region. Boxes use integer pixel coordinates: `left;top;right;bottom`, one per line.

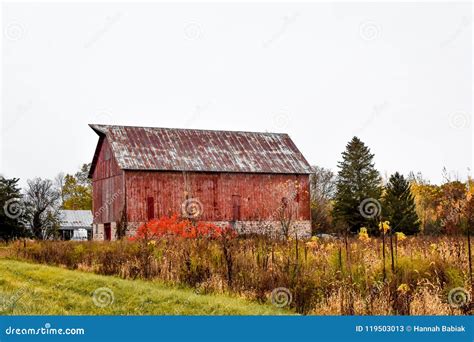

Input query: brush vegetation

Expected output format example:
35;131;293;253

4;234;472;315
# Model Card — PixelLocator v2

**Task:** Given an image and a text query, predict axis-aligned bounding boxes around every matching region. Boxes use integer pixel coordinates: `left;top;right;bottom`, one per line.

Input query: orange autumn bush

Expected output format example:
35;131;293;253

131;214;235;240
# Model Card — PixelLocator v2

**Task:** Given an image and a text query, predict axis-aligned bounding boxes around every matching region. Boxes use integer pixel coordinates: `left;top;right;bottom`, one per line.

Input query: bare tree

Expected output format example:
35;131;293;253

309;166;336;234
75;163;92;187
278;197;294;239
115;204;129;240
24;178;61;240
54;172;66;206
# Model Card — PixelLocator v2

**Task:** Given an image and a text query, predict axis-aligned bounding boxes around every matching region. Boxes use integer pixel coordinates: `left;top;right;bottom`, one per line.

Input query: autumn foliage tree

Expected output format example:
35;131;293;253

438;181;466;235
56;163;92;210
409;174;442;234
410;172;473;235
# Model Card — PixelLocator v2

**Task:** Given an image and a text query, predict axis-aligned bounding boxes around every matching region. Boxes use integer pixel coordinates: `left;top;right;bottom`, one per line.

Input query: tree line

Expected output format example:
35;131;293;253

1;136;472;241
311;136;473;236
0;164;92;242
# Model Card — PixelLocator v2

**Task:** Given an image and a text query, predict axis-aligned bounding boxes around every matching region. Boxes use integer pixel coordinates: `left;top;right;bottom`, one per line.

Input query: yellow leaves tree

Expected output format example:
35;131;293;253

358;227;370;242
410;181;442;233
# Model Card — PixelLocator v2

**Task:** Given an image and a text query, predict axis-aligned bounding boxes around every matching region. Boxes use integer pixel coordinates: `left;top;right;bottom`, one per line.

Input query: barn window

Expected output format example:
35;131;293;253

104;149;111;161
147;197;155;221
232;195;241;221
281;197;289;207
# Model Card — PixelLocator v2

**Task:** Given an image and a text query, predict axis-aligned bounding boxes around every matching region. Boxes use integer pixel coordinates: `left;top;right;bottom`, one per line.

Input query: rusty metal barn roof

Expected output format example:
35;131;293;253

89;124;312;174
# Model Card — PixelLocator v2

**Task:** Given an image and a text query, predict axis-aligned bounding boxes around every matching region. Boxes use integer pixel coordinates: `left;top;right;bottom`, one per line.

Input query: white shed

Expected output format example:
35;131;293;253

59;210;93;240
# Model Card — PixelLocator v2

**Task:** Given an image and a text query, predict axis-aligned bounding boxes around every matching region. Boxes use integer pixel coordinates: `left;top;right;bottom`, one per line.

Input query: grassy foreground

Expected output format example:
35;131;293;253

0;259;288;315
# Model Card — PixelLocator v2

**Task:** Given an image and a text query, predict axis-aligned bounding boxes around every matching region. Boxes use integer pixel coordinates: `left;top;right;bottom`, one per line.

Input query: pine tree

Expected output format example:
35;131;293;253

333;137;382;234
0;176;28;241
383;172;420;235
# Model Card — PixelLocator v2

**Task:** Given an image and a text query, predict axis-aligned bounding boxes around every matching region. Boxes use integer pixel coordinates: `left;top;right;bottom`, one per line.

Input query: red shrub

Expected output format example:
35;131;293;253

131;214;235;240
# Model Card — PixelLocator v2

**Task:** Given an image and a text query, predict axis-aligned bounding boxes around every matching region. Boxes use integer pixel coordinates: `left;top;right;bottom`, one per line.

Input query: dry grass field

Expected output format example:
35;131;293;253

3;235;472;315
0;258;288;315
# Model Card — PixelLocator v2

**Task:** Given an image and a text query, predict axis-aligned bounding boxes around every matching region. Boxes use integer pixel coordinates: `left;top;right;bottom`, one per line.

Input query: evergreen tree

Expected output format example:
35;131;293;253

333;137;382;234
0;176;28;241
383;172;420;235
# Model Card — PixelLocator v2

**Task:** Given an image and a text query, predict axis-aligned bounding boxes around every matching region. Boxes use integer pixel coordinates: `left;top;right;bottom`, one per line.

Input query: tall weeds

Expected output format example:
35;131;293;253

9;235;471;315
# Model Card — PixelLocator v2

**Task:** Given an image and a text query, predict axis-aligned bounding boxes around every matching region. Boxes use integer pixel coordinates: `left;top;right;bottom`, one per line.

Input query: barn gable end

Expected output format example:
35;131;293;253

89;130;125;239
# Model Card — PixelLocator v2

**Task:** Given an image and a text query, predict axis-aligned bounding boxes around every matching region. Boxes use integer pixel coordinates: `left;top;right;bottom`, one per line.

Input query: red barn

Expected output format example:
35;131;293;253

88;124;312;240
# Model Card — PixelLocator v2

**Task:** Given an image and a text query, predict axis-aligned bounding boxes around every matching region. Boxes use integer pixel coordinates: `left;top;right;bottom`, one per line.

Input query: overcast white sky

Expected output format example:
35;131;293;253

1;2;472;186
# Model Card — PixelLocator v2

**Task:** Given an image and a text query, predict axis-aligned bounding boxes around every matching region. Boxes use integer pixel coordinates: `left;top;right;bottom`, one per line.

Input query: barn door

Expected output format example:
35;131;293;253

232;195;241;221
104;223;111;241
147;197;155;221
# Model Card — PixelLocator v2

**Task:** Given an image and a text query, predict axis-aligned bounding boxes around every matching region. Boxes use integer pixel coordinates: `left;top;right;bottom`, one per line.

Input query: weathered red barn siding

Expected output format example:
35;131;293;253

89;124;313;239
91;137;124;224
124;171;310;223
